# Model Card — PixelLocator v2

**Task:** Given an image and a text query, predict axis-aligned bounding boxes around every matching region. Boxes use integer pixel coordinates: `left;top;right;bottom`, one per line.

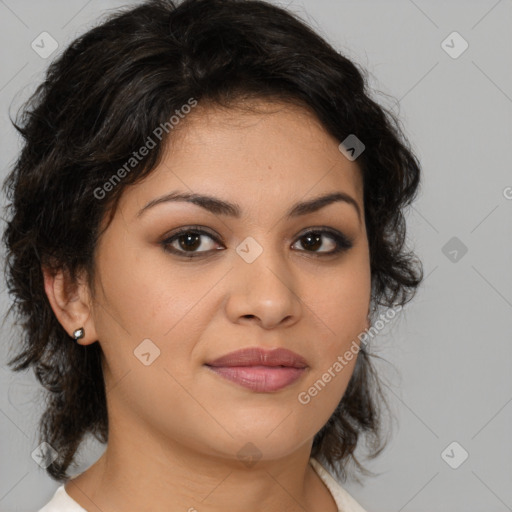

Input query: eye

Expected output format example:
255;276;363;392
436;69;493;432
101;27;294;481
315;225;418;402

160;226;354;259
161;226;223;258
292;228;353;256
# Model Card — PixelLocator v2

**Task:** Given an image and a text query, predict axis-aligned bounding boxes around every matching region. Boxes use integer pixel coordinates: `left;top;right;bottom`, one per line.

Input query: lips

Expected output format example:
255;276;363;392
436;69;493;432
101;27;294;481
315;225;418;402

205;347;308;369
204;347;309;392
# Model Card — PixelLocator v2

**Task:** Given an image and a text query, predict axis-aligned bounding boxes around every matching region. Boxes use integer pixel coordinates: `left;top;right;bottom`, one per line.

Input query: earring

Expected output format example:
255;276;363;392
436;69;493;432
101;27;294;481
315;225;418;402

73;327;85;341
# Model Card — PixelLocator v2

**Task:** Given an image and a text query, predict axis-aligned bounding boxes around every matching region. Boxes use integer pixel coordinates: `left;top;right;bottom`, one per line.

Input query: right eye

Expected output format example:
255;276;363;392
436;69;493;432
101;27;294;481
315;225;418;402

160;226;224;258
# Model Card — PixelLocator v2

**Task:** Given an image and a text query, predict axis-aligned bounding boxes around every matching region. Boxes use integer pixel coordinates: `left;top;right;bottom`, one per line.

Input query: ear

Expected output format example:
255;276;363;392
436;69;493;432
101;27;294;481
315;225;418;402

41;264;98;345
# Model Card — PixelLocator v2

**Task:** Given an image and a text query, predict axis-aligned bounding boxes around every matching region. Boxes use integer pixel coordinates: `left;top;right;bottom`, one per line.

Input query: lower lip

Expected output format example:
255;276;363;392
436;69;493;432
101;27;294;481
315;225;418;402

205;365;307;392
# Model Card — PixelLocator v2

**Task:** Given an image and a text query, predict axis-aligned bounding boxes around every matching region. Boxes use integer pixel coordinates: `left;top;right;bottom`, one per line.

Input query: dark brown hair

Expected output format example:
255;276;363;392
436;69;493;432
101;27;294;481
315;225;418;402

2;0;423;483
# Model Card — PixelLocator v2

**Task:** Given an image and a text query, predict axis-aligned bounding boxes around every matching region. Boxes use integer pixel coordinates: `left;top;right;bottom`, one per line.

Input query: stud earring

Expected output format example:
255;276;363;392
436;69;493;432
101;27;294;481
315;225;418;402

73;327;85;341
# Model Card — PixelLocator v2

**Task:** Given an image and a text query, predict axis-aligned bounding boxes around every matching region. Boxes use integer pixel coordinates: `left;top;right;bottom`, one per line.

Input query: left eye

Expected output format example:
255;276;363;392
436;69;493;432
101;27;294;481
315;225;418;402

292;229;352;255
161;227;353;258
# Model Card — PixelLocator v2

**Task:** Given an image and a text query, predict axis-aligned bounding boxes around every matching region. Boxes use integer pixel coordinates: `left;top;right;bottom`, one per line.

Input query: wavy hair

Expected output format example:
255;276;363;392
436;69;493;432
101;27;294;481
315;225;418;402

2;0;423;483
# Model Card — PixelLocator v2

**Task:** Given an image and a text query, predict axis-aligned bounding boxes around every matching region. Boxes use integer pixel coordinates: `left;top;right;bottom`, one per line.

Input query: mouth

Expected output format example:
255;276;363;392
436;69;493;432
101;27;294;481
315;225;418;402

204;347;309;392
204;365;307;392
205;346;308;368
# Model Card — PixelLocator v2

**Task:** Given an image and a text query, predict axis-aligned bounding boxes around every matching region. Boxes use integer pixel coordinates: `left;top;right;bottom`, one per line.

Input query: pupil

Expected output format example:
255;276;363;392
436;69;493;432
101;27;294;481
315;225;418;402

180;233;200;251
303;233;321;251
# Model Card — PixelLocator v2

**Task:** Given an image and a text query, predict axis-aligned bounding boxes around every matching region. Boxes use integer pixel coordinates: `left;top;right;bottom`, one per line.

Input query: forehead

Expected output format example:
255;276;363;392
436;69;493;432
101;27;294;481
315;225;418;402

119;99;364;222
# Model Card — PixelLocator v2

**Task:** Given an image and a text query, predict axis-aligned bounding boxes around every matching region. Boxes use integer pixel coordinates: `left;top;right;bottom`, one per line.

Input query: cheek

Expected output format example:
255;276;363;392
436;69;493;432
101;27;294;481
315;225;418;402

93;238;205;339
305;261;371;348
295;302;364;438
92;248;223;406
297;256;370;409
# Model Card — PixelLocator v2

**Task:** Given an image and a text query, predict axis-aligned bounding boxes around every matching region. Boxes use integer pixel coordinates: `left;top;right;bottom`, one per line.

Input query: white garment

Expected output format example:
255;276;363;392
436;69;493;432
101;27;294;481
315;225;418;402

309;457;368;512
37;483;86;512
37;457;367;512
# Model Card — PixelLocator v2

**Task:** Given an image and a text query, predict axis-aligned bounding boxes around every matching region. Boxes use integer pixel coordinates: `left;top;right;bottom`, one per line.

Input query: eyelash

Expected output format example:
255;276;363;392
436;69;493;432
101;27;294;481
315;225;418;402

160;225;354;259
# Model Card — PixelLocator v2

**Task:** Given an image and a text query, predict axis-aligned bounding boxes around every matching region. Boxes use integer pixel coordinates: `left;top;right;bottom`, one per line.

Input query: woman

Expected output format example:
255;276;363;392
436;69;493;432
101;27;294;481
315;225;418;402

2;0;423;510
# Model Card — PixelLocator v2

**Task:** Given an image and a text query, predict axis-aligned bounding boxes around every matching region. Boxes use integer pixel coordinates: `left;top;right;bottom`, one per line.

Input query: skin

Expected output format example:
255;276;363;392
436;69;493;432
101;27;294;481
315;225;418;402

43;99;371;512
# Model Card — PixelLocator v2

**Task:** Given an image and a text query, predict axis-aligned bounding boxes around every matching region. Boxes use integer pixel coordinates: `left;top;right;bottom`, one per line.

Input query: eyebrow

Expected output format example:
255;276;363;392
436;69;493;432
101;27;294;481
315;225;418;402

137;190;362;223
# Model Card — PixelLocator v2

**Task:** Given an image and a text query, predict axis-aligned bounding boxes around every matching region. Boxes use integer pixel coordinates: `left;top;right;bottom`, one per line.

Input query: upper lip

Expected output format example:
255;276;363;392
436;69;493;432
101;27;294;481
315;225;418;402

205;347;308;369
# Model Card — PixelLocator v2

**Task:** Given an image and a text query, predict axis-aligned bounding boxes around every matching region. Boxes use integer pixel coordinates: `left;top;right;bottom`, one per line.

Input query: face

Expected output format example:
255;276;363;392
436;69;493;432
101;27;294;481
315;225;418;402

83;100;371;463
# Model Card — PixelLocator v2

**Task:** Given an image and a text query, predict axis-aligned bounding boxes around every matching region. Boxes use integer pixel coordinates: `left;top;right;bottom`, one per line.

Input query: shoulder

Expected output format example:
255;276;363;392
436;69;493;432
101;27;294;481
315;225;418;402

309;457;368;512
37;484;88;512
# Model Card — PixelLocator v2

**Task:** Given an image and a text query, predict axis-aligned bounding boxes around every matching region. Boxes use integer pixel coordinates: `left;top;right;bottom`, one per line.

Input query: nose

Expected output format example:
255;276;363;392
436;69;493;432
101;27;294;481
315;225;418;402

224;241;302;330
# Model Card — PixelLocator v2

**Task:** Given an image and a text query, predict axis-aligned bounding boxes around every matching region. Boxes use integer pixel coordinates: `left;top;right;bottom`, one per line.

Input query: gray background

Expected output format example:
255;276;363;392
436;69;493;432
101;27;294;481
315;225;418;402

0;1;511;511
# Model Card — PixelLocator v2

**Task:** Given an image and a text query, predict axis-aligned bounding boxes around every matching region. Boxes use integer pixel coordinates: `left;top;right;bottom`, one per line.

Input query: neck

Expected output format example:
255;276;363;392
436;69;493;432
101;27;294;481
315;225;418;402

64;415;325;512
